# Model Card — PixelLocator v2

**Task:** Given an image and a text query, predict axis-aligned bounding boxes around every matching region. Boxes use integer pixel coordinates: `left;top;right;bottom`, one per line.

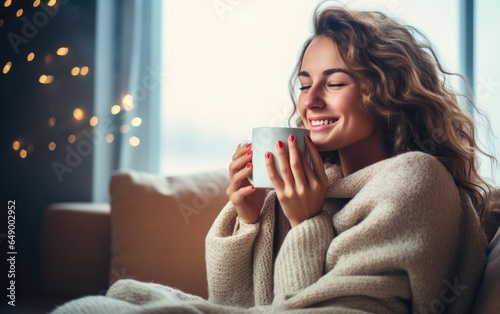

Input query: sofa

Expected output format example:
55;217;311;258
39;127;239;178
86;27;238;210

34;169;500;313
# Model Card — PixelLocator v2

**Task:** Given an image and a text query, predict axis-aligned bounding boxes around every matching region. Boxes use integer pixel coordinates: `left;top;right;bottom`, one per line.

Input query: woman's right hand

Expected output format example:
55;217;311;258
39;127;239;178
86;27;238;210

226;143;266;224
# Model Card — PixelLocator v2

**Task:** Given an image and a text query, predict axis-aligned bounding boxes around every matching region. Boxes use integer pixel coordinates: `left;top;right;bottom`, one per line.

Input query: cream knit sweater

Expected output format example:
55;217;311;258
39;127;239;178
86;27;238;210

51;152;487;314
205;151;487;313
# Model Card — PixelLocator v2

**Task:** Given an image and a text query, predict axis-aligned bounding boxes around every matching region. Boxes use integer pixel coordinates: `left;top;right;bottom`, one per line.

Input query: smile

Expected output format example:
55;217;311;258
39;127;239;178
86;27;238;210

310;119;338;126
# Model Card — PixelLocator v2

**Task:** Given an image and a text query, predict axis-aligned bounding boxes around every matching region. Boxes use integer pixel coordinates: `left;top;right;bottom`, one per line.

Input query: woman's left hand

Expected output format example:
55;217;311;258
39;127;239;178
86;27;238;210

266;134;329;227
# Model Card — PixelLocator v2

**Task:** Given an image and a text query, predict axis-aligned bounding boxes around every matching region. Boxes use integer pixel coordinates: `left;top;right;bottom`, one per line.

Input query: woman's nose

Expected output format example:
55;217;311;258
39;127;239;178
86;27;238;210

302;85;326;110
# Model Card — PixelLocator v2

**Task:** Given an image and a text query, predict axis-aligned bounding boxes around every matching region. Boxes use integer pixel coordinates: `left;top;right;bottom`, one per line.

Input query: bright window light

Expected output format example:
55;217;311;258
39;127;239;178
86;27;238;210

161;0;459;175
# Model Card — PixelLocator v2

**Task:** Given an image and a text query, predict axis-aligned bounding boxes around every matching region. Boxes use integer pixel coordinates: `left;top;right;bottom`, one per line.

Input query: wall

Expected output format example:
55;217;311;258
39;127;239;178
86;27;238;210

0;0;96;300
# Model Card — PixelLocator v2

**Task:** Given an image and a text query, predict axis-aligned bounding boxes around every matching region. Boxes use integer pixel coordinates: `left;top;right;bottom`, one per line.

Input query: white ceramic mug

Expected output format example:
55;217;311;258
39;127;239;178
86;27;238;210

249;127;311;189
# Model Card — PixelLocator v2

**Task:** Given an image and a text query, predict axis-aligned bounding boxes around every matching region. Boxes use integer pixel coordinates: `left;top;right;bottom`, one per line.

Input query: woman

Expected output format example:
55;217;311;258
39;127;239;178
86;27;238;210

52;4;497;314
207;4;497;314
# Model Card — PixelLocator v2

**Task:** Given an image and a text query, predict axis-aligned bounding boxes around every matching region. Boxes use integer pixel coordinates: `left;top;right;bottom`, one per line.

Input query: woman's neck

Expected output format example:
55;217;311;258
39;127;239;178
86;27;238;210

338;129;389;176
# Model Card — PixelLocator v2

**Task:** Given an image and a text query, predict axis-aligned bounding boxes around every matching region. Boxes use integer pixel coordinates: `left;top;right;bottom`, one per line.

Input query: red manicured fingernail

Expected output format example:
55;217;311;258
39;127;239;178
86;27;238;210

245;143;251;148
277;140;283;148
289;134;295;142
251;185;255;190
306;135;312;142
246;149;252;155
265;152;271;159
246;162;252;168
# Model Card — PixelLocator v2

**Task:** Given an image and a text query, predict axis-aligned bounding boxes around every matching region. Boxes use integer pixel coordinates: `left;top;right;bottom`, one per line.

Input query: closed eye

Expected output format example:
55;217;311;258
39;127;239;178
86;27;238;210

300;83;347;91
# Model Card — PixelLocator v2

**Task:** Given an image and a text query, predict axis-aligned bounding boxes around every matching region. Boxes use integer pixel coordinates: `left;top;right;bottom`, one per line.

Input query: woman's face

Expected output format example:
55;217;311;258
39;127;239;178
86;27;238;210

298;36;380;153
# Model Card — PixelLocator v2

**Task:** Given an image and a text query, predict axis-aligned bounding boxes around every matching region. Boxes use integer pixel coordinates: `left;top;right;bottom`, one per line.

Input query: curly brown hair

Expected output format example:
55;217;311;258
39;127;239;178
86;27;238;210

287;4;498;233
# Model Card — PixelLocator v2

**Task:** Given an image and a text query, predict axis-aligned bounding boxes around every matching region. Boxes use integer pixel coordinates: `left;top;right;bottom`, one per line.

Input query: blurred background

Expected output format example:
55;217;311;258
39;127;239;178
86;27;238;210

0;0;499;308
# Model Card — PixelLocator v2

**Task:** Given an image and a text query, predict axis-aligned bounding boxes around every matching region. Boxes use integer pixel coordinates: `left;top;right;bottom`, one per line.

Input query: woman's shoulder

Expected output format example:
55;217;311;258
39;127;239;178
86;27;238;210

388;150;444;168
374;151;458;197
381;151;451;179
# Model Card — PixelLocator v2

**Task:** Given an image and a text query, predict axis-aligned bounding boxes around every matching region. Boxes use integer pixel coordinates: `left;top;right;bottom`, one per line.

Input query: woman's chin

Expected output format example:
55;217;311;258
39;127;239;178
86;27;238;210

312;141;337;152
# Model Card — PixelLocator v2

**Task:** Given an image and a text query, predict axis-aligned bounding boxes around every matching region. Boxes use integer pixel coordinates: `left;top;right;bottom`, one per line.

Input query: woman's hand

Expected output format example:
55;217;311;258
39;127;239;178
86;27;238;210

226;143;267;224
266;135;329;227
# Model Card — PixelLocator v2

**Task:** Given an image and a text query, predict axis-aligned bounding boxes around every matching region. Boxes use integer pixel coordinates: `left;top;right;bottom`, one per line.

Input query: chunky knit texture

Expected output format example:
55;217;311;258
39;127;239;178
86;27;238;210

50;152;487;314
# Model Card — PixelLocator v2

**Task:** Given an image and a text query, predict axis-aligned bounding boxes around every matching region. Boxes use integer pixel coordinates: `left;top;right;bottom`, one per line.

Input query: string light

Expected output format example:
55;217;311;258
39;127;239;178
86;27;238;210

3;61;12;74
129;136;140;147
16;9;23;17
120;125;130;134
12;141;20;151
80;66;89;76
89;116;98;126
56;47;69;56
33;0;40;7
6;28;149;160
48;117;56;127
73;108;84;120
131;117;142;127
4;0;12;7
122;94;134;111
48;0;57;7
106;134;114;143
111;104;121;115
39;75;54;84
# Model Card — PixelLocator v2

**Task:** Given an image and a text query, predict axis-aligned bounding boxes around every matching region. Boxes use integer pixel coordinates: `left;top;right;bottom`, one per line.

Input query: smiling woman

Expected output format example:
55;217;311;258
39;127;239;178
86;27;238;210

50;2;499;313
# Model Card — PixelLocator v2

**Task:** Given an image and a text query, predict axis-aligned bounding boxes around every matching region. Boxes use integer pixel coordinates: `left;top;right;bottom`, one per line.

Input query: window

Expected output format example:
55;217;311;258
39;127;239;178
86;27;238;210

476;1;500;182
161;0;461;175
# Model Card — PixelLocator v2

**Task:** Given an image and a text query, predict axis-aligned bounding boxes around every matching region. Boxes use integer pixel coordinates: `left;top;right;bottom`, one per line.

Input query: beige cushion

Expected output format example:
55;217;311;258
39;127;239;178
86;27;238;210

471;226;500;313
109;169;229;299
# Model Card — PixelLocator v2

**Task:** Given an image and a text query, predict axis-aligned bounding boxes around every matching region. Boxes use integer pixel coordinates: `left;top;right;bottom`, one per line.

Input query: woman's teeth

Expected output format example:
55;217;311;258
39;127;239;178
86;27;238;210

311;119;336;126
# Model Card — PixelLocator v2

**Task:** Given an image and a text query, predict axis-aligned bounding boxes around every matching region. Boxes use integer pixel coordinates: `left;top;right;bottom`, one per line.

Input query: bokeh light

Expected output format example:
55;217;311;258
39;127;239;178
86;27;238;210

131;117;142;127
56;47;69;56
89;116;98;126
39;75;54;84
48;142;56;151
111;104;121;115
106;134;114;143
129;136;140;147
3;61;12;74
122;94;133;111
120;125;130;134
80;66;89;76
73;108;84;120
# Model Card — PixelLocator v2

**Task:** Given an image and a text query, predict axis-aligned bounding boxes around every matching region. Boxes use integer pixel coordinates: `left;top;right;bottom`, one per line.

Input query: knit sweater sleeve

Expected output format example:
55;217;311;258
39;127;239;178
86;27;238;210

205;200;260;307
273;211;334;296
